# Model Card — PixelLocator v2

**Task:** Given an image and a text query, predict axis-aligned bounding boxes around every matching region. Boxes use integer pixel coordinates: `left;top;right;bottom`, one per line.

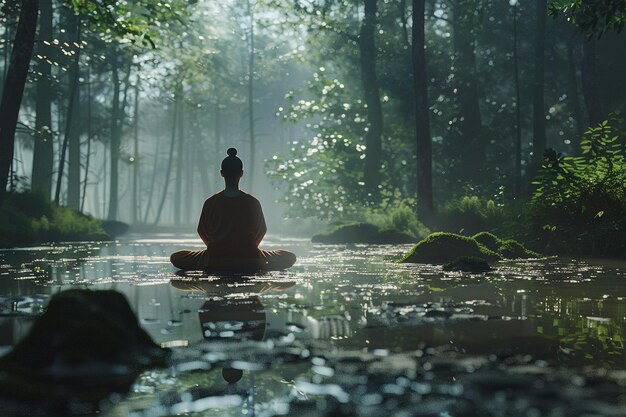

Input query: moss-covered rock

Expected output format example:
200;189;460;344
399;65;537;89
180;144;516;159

472;232;501;253
312;222;415;244
443;256;493;273
498;239;541;259
0;289;168;402
472;232;540;259
401;232;501;264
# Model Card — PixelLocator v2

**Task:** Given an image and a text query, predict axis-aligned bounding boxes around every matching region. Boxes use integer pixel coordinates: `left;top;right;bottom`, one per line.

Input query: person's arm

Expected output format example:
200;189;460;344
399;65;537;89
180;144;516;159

197;201;210;246
254;200;267;247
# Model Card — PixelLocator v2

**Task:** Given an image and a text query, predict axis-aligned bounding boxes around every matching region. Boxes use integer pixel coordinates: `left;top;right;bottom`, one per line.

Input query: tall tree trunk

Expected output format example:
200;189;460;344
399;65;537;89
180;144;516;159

214;99;222;188
359;0;383;198
452;2;483;181
31;0;53;198
246;0;256;193
143;134;161;224
66;13;81;210
0;0;38;205
174;86;184;225
184;116;194;222
566;35;584;135
531;0;547;180
581;40;602;126
154;91;179;225
132;79;140;225
513;2;522;196
412;0;433;216
107;54;121;220
81;65;92;212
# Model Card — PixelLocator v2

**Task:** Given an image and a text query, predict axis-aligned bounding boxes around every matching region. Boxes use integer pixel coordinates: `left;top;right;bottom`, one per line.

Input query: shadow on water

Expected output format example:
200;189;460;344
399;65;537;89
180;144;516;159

0;234;624;416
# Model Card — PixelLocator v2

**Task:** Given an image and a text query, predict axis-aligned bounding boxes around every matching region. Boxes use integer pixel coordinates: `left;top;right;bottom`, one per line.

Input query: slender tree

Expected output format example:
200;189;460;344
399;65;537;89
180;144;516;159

581;39;602;125
107;53;121;220
246;0;256;192
0;0;38;205
566;33;584;135
359;0;384;198
66;12;82;210
154;87;180;225
132;78;140;225
412;0;433;216
31;0;53;198
512;0;522;196
531;0;547;180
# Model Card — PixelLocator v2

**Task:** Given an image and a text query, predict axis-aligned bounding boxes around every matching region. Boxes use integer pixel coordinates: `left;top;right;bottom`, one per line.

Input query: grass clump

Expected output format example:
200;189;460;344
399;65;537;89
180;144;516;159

0;191;109;248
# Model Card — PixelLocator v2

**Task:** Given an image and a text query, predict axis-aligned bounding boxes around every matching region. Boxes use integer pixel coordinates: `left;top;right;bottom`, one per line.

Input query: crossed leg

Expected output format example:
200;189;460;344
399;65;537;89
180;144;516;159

170;249;296;272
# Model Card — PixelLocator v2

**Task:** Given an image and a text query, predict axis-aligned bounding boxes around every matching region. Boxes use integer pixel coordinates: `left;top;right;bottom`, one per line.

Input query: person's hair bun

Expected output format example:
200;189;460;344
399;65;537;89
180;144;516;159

227;148;237;157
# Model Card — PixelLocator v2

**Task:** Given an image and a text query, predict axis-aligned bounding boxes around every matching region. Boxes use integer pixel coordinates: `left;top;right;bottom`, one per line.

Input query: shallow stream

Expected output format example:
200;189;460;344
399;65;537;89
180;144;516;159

0;234;625;416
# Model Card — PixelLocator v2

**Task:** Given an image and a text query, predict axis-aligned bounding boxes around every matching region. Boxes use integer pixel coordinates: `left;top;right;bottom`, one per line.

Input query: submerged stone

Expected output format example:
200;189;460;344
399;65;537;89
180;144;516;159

312;222;415;244
0;289;168;403
443;256;494;273
401;232;500;264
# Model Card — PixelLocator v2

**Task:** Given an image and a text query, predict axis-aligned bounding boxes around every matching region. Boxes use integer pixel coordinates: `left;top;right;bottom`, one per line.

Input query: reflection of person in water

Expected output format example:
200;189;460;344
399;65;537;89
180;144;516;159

170;148;296;272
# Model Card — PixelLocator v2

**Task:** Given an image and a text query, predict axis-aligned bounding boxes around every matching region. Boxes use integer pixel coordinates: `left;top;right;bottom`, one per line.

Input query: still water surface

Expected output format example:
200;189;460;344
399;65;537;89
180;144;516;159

0;234;625;416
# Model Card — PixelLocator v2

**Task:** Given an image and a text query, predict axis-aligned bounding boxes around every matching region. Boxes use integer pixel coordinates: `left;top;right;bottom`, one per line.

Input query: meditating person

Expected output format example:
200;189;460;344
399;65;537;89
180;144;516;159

170;148;296;272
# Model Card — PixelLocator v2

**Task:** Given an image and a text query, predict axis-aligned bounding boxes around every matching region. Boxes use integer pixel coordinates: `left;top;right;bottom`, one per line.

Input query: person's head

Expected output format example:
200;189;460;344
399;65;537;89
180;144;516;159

221;148;243;180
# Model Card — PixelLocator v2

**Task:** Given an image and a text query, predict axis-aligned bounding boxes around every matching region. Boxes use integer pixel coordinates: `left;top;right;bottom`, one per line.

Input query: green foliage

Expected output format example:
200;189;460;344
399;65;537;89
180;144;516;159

267;70;373;219
548;0;626;36
529;114;626;256
435;194;506;235
66;0;190;48
311;222;416;244
0;192;109;248
352;199;430;240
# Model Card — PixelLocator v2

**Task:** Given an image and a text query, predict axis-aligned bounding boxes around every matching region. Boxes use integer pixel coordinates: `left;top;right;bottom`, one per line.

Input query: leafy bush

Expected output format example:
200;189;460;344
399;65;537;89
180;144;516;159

0;191;109;248
343;198;430;239
435;194;506;235
528;114;626;256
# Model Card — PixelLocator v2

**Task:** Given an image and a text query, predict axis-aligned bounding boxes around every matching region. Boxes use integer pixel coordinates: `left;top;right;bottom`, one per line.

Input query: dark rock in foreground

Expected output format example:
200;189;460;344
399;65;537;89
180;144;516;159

443;256;494;273
312;222;415;244
401;232;501;264
0;289;168;403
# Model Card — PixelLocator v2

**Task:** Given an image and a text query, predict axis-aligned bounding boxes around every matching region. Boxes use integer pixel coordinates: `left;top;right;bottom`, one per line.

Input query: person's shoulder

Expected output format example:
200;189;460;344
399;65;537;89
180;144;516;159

240;191;261;205
204;191;224;205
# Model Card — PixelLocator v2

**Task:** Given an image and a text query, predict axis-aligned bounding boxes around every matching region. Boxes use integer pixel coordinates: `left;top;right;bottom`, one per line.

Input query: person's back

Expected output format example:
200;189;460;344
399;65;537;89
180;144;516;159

170;148;295;272
198;190;265;259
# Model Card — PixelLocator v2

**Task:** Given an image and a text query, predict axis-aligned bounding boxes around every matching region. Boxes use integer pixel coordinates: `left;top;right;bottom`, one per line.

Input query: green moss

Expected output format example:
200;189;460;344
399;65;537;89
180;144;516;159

472;231;540;259
312;222;416;244
0;191;110;247
401;232;500;264
472;232;501;253
442;256;493;273
498;239;541;259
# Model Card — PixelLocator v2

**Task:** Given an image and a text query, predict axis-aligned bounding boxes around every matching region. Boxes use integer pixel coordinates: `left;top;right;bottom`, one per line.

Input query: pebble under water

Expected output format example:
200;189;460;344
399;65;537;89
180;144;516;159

0;234;625;416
